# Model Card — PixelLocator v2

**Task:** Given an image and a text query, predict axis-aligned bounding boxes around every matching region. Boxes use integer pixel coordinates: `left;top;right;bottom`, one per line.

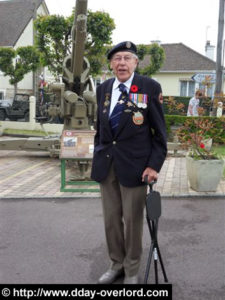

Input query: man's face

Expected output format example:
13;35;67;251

110;51;138;82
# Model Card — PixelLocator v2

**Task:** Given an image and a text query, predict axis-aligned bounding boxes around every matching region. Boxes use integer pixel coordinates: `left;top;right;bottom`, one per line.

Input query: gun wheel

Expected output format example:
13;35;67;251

0;110;6;121
24;112;29;122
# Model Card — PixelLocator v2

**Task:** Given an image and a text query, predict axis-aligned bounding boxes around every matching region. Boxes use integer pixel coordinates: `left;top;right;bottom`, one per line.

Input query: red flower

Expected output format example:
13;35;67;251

130;85;138;93
200;143;205;149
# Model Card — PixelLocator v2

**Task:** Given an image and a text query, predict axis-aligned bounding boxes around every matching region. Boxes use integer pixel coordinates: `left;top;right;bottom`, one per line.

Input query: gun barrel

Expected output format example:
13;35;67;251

73;0;88;24
72;14;87;78
71;0;88;76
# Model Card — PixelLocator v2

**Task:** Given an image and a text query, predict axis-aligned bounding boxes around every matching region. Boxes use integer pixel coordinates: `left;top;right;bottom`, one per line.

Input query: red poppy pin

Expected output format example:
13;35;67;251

130;85;138;93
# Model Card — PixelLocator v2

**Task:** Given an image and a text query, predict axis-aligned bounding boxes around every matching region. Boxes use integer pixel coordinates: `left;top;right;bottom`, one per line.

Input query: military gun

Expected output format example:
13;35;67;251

40;0;96;130
0;0;96;156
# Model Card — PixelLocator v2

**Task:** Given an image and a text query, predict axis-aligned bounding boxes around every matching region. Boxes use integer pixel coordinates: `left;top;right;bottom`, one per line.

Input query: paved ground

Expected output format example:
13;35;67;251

0;149;225;300
0;197;224;300
0;150;224;199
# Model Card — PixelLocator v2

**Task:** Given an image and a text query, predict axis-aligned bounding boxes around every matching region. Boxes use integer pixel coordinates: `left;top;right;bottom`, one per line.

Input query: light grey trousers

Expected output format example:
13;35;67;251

100;164;147;276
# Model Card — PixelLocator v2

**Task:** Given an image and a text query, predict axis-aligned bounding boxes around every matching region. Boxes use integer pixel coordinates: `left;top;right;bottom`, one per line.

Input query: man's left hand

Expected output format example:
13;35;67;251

142;167;158;183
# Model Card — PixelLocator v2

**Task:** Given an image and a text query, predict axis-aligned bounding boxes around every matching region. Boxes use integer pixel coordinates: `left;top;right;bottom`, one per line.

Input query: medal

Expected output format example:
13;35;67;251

142;103;147;109
104;100;110;107
127;101;133;107
132;111;144;125
118;100;124;104
105;93;110;100
129;93;148;107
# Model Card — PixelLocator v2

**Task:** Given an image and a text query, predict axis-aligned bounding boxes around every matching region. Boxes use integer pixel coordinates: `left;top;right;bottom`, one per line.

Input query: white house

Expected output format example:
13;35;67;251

0;0;49;100
149;42;222;97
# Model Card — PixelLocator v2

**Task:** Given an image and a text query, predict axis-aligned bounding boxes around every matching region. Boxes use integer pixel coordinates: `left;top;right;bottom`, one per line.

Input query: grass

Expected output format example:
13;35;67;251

212;144;225;157
2;128;57;137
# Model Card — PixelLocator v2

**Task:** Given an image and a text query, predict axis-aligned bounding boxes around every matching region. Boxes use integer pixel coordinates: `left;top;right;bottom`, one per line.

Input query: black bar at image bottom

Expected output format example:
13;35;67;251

0;284;172;300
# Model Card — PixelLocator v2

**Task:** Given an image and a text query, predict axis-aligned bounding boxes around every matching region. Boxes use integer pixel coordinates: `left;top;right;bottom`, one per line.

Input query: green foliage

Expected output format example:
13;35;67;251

136;44;148;61
0;47;15;76
35;15;71;78
137;43;165;77
0;46;40;90
165;115;187;126
165;96;186;115
34;10;115;78
87;11;115;47
163;97;187;115
86;10;115;76
163;96;212;115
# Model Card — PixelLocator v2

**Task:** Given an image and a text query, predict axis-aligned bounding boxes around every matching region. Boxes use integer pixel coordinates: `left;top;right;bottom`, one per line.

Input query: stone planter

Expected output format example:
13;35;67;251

186;156;224;192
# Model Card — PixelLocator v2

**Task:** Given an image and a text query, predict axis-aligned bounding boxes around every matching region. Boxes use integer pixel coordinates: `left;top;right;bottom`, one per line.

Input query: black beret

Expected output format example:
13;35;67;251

107;41;137;60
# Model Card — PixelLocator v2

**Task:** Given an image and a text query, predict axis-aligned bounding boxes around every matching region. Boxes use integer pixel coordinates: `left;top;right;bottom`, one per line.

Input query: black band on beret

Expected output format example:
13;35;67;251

107;41;137;60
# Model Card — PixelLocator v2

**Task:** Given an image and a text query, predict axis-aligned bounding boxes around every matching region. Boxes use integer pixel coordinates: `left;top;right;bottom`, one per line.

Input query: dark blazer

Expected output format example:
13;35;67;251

91;73;167;187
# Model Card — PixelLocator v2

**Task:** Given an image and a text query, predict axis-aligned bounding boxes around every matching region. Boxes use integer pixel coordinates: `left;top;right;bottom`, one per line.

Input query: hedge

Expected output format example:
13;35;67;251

163;96;212;115
165;115;225;144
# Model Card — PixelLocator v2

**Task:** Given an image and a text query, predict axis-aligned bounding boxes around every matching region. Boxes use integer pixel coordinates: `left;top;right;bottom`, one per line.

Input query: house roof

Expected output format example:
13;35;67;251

0;0;47;47
139;43;217;72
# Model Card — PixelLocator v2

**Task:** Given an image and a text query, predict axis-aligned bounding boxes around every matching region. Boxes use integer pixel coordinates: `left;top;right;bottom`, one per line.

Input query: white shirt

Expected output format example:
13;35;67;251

109;73;134;116
187;97;199;116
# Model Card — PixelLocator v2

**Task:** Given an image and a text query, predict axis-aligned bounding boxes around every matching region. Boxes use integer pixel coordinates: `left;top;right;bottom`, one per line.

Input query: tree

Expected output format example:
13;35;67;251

86;10;115;75
34;15;71;79
34;11;115;79
137;43;165;77
0;46;40;96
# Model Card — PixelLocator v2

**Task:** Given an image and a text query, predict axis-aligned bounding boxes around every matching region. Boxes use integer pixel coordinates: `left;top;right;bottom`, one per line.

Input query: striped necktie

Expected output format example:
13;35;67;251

109;83;128;136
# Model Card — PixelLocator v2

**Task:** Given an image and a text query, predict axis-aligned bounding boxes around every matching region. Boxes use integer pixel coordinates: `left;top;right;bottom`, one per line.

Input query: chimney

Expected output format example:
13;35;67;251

151;40;161;45
205;40;215;60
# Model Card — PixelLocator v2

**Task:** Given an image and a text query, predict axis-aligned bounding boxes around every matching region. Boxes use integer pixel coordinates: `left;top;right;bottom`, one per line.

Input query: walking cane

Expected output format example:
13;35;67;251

144;178;168;284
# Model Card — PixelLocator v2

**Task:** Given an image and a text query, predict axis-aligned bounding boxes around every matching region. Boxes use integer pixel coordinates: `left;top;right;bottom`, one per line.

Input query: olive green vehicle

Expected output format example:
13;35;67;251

0;93;30;121
0;0;96;155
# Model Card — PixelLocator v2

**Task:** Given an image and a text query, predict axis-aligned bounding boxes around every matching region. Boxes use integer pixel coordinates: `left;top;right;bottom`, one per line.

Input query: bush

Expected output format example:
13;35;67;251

163;96;212;115
165;115;225;144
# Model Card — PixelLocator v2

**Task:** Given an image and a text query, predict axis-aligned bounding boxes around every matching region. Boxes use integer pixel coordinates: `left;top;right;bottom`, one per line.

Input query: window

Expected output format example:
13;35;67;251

199;83;214;97
180;80;195;97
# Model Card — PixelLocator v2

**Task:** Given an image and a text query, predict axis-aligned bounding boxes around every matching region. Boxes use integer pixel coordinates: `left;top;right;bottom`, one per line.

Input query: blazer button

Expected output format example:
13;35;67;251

113;141;116;145
106;154;110;158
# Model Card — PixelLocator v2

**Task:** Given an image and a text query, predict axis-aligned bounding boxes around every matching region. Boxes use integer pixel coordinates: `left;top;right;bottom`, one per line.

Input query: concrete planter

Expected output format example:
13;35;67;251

186;156;224;192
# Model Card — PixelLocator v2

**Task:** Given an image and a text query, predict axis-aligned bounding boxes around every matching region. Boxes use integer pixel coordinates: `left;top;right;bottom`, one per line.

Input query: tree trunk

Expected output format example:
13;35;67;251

14;83;18;97
214;0;225;115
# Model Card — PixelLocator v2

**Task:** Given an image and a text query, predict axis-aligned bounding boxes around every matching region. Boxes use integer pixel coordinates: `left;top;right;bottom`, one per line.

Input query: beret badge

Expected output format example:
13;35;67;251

126;41;131;49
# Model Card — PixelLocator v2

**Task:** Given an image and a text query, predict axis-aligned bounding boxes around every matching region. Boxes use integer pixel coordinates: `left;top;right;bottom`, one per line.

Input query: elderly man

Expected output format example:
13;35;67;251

91;41;167;284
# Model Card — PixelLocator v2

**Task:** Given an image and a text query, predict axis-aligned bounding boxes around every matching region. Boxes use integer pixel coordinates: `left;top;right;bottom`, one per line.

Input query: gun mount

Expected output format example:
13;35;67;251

40;0;96;130
0;0;96;159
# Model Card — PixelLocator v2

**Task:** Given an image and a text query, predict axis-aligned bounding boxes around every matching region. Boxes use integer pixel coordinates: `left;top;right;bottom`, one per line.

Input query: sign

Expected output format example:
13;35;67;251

192;73;216;83
60;130;95;159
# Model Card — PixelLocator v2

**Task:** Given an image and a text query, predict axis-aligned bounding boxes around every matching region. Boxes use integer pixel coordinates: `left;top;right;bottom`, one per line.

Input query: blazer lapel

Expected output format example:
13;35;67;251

101;78;114;137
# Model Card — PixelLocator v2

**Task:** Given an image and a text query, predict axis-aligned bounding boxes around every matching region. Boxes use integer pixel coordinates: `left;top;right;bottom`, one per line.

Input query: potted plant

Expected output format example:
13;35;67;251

177;116;224;192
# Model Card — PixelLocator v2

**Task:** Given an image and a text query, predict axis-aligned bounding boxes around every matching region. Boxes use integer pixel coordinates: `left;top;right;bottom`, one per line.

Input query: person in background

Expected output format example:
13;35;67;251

91;41;167;284
187;90;203;116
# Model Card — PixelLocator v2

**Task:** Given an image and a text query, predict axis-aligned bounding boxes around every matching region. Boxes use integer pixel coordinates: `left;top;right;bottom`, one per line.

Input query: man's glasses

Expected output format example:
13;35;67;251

112;55;135;62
